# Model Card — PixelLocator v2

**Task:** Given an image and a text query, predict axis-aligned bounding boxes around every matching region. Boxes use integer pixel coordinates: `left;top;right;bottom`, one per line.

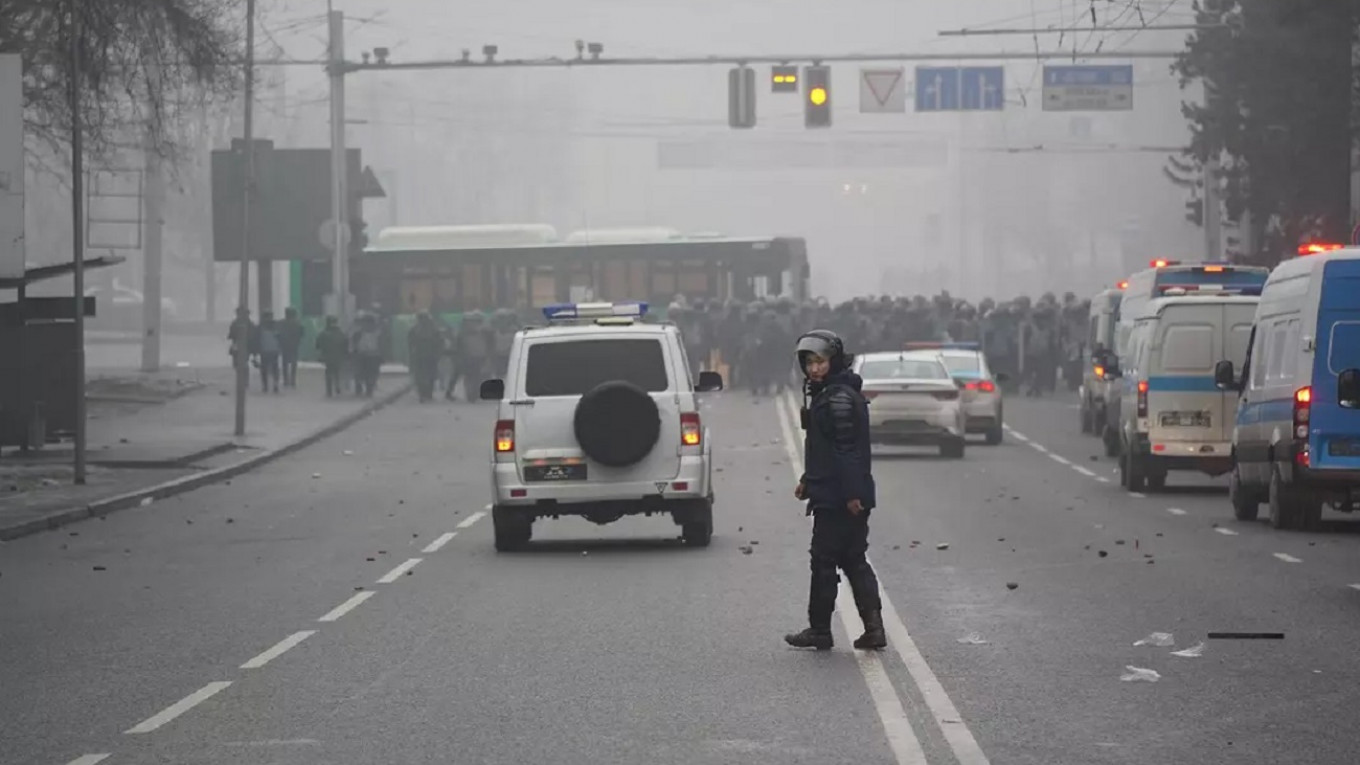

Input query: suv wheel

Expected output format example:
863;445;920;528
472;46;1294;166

680;499;713;548
492;506;532;551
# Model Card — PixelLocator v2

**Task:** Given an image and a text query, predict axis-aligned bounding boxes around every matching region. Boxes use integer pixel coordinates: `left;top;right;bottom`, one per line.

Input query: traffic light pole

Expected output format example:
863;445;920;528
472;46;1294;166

338;48;1180;75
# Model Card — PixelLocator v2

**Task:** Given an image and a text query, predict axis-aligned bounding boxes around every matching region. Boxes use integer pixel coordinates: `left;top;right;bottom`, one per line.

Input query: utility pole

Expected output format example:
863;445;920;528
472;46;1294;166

328;9;349;328
69;0;86;484
140;75;165;372
234;0;255;438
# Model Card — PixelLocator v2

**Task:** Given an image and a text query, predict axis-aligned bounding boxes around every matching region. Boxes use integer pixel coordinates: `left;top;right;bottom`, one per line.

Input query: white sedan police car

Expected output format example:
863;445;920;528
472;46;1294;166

907;342;1007;445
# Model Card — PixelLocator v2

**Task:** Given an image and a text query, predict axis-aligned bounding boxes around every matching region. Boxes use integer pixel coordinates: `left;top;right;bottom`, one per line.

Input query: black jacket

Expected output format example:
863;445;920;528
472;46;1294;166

801;369;876;510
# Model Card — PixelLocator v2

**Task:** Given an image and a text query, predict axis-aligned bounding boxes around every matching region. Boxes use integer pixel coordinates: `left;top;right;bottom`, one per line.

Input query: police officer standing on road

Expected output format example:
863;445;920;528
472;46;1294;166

785;330;887;652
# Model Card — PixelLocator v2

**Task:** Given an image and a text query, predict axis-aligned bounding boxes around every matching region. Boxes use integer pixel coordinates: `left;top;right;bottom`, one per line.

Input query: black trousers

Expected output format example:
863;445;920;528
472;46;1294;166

808;506;882;629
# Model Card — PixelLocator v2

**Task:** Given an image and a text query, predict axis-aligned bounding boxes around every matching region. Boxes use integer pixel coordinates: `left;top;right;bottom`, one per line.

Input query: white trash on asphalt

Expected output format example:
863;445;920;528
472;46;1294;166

1170;642;1205;658
1120;666;1161;682
1134;632;1175;647
957;632;989;645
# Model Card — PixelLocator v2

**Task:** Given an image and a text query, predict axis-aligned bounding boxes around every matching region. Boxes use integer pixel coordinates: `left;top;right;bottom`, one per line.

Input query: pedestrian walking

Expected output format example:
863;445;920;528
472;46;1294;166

784;329;886;652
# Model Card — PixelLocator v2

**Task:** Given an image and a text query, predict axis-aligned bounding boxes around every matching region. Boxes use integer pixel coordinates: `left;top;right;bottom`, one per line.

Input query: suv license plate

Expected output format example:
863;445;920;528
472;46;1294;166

524;464;588;482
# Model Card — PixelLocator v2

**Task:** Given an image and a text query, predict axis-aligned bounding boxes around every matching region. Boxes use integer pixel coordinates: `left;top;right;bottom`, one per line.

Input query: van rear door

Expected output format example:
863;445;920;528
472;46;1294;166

1309;260;1360;471
1222;303;1257;443
1148;304;1221;446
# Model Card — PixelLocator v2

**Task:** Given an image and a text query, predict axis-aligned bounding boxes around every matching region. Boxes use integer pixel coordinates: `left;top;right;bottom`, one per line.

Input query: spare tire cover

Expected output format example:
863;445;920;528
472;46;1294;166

574;381;661;467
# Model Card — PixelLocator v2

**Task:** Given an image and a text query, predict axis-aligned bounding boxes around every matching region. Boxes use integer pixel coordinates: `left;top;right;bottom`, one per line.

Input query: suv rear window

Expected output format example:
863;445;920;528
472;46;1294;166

525;339;670;396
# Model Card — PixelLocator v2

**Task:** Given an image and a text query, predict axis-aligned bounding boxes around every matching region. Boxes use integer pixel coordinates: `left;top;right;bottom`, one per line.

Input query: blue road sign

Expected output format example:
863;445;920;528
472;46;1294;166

915;67;960;112
1042;65;1134;111
916;66;1005;112
961;66;1005;111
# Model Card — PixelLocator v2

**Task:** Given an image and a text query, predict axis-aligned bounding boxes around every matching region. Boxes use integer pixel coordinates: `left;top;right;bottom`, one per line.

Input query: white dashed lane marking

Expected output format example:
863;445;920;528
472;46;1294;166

456;511;486;530
421;532;457;553
1072;465;1097;478
1129;492;1147;499
376;558;422;584
317;591;374;623
1048;454;1072;466
1349;584;1360;592
65;756;111;765
125;681;232;734
1166;507;1187;516
1214;527;1238;535
240;631;316;670
1273;552;1303;563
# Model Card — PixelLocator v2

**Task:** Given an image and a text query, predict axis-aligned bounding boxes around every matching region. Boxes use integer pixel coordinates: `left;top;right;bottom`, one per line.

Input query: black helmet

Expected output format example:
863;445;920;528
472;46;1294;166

795;329;848;375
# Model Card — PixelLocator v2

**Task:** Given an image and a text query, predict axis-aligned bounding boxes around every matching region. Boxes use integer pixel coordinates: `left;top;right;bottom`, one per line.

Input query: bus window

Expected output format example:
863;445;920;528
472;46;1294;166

651;268;677;299
462;263;484;308
678;259;709;297
601;261;629;301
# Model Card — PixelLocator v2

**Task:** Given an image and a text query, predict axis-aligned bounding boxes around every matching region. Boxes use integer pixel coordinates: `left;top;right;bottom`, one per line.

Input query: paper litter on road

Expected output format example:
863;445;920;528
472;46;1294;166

1170;642;1205;658
957;632;989;645
1134;632;1175;647
1120;666;1161;682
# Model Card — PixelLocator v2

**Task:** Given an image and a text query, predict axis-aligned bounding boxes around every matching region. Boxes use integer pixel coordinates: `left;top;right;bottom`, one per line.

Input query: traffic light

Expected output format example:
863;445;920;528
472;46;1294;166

728;66;756;129
771;65;798;93
804;65;831;128
350;218;369;255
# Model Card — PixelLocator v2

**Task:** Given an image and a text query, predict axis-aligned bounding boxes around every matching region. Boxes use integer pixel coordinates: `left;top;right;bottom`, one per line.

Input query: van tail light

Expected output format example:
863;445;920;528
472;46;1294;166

1137;380;1149;418
680;412;702;446
1094;365;1105;378
1293;386;1312;441
494;420;515;453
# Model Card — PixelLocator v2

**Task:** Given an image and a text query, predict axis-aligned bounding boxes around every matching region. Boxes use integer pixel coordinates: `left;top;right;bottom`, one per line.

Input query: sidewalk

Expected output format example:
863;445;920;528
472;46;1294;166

0;364;412;541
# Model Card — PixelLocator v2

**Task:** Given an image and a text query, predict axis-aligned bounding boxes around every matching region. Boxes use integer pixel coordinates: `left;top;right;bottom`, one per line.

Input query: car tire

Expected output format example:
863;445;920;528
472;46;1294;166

681;499;713;548
492;506;532;551
1229;461;1260;522
985;420;1004;445
940;438;966;459
573;381;661;467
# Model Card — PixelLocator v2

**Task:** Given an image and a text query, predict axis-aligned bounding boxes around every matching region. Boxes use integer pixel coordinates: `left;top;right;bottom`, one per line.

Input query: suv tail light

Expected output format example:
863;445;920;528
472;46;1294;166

1137;380;1149;418
1293;387;1312;464
494;420;515;453
680;412;701;446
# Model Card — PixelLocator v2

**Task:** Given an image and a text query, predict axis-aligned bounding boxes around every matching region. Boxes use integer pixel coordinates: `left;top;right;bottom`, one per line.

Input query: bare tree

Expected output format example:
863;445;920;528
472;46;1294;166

0;0;243;161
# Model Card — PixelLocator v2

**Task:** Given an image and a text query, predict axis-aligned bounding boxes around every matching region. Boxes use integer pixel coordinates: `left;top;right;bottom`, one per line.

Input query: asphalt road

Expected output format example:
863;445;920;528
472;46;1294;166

2;390;1359;765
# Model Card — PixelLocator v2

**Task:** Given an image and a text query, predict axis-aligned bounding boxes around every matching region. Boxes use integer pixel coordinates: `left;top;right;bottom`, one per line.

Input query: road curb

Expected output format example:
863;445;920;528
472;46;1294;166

0;382;412;542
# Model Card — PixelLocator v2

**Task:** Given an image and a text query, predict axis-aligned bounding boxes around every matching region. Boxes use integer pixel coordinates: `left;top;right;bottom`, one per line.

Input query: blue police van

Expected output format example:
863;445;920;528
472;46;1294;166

1215;245;1360;529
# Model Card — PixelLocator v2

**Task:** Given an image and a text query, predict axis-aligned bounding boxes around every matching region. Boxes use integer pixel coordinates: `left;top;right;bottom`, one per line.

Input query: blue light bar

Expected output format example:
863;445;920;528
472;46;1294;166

542;301;649;321
904;341;981;351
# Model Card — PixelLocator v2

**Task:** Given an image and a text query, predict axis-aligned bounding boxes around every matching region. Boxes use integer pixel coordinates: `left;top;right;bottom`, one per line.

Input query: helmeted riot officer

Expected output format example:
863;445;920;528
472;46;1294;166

785;329;886;651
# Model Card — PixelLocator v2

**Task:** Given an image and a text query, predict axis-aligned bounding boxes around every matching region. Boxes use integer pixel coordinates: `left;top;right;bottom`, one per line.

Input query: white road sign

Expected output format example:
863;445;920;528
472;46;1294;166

0;54;24;280
1042;65;1134;112
318;218;351;251
859;68;907;113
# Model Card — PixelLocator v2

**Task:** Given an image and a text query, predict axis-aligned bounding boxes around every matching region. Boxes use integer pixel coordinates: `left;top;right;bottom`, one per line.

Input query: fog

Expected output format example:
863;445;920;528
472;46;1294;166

23;0;1206;312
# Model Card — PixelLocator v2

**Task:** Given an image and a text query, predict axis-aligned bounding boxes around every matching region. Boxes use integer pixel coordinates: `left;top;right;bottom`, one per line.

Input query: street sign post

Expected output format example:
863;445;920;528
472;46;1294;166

0;54;23;282
914;66;1004;112
859;68;906;113
1042;65;1134;111
728;66;756;129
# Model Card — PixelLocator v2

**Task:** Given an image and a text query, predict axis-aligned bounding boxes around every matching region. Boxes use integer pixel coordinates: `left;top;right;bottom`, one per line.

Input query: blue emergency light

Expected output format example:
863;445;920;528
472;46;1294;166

542;301;649;322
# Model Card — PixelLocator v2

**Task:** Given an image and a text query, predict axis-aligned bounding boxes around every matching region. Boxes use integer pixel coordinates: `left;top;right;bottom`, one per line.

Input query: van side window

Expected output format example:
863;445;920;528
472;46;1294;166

1271;319;1301;383
1250;323;1269;390
1087;314;1100;350
1265;321;1288;382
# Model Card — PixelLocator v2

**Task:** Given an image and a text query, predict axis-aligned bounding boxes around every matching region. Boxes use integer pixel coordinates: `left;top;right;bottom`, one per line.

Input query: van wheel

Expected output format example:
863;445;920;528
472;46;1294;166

680;500;713;548
1267;467;1299;530
492;506;533;551
1103;425;1121;458
1229;462;1260;521
1121;446;1146;492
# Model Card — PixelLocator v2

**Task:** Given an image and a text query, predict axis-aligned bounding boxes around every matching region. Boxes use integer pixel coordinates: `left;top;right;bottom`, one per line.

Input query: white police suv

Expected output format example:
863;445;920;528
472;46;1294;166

479;302;723;551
